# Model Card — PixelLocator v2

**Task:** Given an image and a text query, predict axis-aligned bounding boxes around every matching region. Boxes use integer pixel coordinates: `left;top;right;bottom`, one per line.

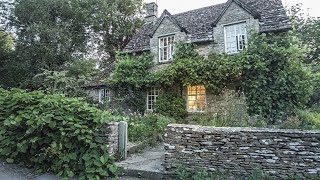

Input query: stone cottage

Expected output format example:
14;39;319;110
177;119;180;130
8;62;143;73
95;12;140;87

88;0;291;113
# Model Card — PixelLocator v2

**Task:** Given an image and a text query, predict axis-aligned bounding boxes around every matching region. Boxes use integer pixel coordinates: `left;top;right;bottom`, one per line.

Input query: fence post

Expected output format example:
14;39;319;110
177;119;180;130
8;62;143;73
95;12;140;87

118;121;128;160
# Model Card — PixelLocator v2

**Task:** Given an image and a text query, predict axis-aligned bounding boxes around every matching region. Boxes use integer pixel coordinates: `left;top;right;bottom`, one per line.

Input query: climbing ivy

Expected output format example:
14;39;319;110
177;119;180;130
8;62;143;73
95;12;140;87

242;32;312;122
109;32;312;123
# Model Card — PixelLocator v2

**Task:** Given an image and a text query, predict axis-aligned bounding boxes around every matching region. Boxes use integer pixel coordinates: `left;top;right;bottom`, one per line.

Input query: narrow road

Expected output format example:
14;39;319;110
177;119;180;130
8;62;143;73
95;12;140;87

0;160;141;180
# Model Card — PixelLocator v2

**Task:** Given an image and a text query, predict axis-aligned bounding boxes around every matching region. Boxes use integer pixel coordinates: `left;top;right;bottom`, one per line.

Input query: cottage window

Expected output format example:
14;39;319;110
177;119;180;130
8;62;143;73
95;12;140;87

187;85;206;112
159;36;174;62
147;87;160;111
99;89;111;103
224;23;247;54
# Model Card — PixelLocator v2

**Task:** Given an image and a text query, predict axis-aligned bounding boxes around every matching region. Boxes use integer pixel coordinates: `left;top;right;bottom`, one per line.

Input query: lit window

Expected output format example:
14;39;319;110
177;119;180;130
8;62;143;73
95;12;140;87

147;87;160;111
159;36;174;62
187;85;206;112
99;89;111;103
224;23;247;54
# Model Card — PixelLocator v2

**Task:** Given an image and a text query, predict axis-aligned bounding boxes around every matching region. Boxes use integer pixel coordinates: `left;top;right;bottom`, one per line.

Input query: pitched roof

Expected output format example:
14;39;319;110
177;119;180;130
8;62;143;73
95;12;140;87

123;0;291;53
150;9;188;37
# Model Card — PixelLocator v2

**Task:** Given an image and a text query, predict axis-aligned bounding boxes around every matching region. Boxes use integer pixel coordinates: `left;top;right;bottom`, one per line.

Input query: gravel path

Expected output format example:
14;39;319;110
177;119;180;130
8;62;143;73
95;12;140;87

0;159;141;180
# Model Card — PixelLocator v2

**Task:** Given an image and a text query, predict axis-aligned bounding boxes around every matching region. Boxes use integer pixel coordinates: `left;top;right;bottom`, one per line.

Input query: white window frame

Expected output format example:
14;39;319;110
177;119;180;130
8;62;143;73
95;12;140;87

146;87;160;111
98;88;111;104
224;23;247;54
159;35;174;63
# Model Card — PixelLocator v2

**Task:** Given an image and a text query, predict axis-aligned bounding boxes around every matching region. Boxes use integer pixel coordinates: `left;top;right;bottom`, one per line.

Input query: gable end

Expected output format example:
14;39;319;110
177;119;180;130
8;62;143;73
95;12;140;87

212;0;260;27
149;10;188;38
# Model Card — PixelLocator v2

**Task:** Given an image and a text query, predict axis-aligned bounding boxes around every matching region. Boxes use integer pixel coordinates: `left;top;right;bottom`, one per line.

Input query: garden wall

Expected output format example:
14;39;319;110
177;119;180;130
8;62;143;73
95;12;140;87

164;124;320;178
104;122;119;155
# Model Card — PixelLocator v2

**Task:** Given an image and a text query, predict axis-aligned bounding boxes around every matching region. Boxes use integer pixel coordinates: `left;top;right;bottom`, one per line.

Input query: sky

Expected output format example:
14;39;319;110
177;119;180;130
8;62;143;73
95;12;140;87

144;0;320;17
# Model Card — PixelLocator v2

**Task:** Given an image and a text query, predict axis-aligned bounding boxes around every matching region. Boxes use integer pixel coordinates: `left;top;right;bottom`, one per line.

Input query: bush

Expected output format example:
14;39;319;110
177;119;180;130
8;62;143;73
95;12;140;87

0;88;119;179
127;114;174;143
188;90;267;128
154;92;187;120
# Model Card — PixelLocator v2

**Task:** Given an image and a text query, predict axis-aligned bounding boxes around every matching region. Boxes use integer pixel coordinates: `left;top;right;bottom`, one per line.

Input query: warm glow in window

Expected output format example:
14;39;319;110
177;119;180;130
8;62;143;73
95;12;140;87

187;85;206;112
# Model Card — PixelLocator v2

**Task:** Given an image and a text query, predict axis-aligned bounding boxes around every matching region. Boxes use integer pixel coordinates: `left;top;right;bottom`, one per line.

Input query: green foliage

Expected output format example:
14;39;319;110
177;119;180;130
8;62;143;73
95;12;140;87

281;109;320;130
155;44;243;93
175;165;272;180
243;32;313;122
154;92;187;120
0;31;14;87
109;53;154;89
31;59;98;98
111;33;312;124
108;53;155;114
127;114;175;143
0;88;119;179
188;90;267;127
3;0;143;87
288;4;320;64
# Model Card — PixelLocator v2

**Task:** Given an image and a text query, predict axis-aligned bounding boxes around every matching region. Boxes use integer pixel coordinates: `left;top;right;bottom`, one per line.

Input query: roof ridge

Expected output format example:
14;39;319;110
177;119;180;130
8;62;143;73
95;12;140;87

172;2;227;16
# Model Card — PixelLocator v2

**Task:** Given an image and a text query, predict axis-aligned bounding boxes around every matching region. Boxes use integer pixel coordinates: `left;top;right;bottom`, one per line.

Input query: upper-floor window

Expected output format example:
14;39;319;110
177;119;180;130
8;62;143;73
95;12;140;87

147;87;160;111
187;85;206;112
159;36;174;62
99;89;111;104
224;23;247;54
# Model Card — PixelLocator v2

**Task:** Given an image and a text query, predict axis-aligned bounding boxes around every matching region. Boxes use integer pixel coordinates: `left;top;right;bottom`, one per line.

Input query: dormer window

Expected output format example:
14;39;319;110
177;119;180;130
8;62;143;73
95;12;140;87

159;35;174;63
224;23;247;54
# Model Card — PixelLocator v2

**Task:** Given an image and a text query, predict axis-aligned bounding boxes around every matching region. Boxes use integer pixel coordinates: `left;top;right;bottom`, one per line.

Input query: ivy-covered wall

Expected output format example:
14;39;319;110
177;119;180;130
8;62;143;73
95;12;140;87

109;32;312;124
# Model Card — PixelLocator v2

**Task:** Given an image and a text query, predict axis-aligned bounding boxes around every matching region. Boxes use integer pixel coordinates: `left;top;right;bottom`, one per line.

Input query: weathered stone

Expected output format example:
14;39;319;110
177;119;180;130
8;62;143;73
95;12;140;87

164;124;320;179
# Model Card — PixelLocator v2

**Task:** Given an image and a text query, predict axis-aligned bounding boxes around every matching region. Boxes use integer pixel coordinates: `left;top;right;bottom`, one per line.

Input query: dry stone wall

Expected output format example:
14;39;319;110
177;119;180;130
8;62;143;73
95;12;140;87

164;124;320;178
104;122;119;155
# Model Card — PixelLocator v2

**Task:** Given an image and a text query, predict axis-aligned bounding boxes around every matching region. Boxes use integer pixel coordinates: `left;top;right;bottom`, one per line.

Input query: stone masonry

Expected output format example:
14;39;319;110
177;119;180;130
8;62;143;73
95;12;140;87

104;122;119;155
164;124;320;178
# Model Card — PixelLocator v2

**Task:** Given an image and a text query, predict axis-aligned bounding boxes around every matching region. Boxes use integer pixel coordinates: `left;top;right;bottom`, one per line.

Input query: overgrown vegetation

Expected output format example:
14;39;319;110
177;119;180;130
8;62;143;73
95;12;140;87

127;114;175;143
0;88;119;179
154;92;187;120
187;90;267;127
0;0;143;88
175;165;272;180
110;32;312;125
243;32;312;122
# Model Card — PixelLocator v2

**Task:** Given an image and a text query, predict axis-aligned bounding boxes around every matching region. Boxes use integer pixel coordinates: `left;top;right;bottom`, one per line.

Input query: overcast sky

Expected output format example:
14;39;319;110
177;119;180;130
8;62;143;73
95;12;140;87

144;0;320;17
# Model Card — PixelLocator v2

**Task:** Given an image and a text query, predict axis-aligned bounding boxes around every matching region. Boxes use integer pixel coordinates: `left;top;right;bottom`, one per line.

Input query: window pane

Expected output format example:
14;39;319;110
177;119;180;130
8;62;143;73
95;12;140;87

225;23;246;53
187;86;206;112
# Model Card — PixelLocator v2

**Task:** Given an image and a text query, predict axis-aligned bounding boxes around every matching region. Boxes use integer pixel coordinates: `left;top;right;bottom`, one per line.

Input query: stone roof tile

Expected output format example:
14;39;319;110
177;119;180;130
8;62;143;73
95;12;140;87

123;0;291;53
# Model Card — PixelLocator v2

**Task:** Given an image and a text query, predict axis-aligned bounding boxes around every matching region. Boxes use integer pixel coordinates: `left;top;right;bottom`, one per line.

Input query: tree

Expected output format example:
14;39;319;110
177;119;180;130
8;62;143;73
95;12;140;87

243;32;313;123
0;31;14;87
288;4;320;64
90;0;143;68
4;0;143;88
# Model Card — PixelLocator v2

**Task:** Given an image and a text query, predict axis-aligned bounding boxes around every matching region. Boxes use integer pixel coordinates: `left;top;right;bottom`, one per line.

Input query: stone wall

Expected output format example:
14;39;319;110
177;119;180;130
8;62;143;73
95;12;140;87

150;16;187;68
104;122;119;155
164;124;320;178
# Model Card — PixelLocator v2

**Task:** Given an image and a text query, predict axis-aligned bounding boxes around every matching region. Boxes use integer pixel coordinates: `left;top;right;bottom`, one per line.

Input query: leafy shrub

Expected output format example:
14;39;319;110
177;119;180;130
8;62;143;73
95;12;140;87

188;90;267;128
154;92;187;120
0;88;119;179
127;114;174;143
282;109;320;130
175;165;271;180
243;32;312;122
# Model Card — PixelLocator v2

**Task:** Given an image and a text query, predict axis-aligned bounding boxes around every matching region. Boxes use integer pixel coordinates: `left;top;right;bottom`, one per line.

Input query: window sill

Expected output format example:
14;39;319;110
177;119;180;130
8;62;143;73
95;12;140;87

157;61;173;65
187;111;206;115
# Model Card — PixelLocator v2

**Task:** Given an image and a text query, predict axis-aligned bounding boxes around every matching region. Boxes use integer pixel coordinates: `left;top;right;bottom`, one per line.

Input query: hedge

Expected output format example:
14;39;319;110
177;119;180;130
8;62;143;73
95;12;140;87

0;88;119;179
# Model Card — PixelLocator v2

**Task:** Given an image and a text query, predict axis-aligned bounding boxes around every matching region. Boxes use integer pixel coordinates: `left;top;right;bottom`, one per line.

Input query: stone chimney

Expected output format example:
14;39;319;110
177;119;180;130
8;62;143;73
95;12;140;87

145;2;158;24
